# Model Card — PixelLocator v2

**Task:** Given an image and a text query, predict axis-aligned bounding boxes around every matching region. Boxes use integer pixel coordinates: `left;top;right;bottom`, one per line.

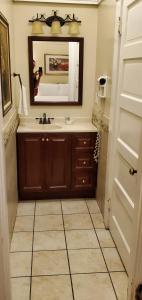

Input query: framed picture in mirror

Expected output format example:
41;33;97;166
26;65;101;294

44;54;69;75
0;13;12;116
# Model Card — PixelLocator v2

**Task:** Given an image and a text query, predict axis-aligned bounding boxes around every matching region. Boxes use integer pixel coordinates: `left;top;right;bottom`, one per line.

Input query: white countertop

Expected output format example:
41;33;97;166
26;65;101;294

17;118;98;133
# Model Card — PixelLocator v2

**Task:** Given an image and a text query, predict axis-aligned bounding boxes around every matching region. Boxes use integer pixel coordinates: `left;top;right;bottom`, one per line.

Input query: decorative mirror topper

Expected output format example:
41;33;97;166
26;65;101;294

28;36;84;106
0;13;12;116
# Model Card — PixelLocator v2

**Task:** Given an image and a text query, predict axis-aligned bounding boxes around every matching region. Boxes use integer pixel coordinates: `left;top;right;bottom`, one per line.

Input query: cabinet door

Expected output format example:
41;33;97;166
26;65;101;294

45;134;71;192
17;133;45;198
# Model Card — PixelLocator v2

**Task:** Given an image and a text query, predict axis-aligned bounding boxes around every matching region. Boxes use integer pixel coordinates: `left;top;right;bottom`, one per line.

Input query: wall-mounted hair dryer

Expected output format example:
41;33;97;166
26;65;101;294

97;75;109;99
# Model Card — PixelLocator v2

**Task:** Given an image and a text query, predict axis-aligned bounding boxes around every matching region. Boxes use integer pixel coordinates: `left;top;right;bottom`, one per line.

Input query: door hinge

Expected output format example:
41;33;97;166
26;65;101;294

118;17;122;36
107;198;111;213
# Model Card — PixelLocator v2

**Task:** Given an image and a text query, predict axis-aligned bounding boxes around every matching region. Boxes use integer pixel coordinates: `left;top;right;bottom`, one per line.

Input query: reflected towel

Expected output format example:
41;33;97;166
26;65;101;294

18;84;28;115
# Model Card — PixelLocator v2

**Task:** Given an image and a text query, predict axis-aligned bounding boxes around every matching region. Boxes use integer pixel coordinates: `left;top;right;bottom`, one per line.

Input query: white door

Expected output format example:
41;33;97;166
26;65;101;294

110;0;142;275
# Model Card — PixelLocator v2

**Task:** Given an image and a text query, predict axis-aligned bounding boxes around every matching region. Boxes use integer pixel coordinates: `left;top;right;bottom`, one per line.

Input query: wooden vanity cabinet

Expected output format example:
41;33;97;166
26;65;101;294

17;132;97;200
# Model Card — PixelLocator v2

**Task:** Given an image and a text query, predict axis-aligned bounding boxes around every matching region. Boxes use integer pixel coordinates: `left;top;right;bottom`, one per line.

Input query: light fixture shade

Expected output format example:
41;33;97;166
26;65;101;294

51;20;61;34
32;21;44;34
68;21;80;35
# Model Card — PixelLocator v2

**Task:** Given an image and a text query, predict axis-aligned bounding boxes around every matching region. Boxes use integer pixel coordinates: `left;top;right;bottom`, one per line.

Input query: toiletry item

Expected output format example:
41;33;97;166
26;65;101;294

65;117;72;125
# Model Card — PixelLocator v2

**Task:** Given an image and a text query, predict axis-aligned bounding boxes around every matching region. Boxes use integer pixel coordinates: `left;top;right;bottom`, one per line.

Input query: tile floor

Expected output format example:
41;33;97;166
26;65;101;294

10;199;128;300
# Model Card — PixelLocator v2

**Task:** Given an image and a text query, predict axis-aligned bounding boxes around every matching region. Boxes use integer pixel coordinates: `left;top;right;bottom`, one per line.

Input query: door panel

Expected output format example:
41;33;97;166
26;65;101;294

119;110;141;154
18;134;44;195
45;134;71;191
110;0;142;274
116;154;137;204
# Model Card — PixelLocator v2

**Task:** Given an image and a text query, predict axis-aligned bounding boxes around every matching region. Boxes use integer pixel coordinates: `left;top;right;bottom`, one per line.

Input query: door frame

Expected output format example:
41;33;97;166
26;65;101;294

128;129;142;300
0;90;11;299
104;0;122;227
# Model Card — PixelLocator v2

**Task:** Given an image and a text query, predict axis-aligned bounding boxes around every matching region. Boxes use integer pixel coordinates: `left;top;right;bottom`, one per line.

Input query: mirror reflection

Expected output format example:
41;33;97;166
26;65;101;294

28;37;84;106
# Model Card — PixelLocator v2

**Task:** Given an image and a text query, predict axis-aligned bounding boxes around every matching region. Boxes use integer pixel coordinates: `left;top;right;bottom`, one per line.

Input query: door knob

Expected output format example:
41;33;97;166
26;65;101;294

129;168;137;176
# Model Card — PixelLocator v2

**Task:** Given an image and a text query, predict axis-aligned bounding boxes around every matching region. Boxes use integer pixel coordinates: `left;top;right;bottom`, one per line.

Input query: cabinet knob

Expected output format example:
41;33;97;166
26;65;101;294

46;138;49;142
83;141;87;145
83;161;87;165
41;138;45;142
82;179;86;184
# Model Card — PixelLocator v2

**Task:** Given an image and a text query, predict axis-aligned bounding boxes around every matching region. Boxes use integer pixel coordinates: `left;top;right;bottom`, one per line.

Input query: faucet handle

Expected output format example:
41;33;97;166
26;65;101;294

35;117;42;124
48;117;54;124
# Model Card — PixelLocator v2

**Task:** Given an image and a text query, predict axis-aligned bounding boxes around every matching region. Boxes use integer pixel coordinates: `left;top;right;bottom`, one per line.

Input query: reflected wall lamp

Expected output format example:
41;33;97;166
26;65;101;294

29;11;81;35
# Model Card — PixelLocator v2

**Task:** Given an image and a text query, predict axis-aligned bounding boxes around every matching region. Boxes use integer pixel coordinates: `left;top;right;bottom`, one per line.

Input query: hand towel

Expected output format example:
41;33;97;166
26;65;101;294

18;84;28;116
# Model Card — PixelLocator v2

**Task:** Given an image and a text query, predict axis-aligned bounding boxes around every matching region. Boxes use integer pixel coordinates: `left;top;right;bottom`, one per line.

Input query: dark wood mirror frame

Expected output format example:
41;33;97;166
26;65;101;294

28;36;84;106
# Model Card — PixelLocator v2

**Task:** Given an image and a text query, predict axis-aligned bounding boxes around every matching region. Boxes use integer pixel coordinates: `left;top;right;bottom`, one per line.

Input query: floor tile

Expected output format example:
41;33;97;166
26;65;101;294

66;229;99;249
33;231;66;251
64;214;93;230
68;249;107;274
96;229;115;247
14;216;34;232
31;275;73;300
62;200;88;214
110;272;128;300
35;200;61;215
17;201;35;216
72;273;116;300
102;248;125;271
86;200;100;213
11;232;33;252
91;213;105;229
32;250;69;276
34;215;63;231
11;277;30;300
10;252;32;277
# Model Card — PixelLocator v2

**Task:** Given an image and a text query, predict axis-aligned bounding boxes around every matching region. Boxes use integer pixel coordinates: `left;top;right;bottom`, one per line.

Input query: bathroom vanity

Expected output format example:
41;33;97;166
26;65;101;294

17;121;98;200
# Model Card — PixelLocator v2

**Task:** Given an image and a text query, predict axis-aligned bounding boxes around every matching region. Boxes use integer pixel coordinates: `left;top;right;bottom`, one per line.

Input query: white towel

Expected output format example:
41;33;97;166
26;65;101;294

18;84;28;116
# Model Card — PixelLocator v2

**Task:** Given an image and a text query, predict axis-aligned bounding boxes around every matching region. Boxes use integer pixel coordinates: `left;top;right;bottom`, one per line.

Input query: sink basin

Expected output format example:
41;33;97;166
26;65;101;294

22;123;62;131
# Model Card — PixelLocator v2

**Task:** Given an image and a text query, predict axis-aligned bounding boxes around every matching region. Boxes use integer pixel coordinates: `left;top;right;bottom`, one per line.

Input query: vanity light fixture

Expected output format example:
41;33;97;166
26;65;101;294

29;11;81;35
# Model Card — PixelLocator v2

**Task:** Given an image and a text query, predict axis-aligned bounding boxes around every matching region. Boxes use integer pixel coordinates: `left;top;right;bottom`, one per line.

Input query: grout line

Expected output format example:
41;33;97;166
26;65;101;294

11;271;114;280
29;201;36;300
61;201;75;300
10;246;102;253
85;200;119;300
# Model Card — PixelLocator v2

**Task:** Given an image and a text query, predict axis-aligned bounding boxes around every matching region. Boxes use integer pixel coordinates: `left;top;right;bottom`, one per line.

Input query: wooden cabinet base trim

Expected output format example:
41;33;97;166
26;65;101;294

19;189;96;200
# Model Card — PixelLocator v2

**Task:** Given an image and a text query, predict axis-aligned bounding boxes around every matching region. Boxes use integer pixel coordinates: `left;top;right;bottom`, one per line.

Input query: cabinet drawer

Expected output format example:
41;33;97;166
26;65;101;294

72;171;94;190
72;133;96;149
72;150;94;169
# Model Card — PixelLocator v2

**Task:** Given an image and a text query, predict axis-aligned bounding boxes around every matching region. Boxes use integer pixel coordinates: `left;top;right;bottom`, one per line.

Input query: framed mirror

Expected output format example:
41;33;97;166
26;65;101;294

28;36;84;106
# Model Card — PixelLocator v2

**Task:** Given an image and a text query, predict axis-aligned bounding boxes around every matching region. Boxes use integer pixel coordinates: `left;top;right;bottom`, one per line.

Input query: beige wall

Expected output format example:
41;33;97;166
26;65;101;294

94;0;116;120
0;0;18;238
93;0;116;214
13;3;98;118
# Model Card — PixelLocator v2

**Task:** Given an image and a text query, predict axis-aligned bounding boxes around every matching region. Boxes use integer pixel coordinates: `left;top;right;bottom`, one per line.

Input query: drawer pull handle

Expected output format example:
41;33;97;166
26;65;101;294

83;141;87;145
83;161;87;165
41;138;45;142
